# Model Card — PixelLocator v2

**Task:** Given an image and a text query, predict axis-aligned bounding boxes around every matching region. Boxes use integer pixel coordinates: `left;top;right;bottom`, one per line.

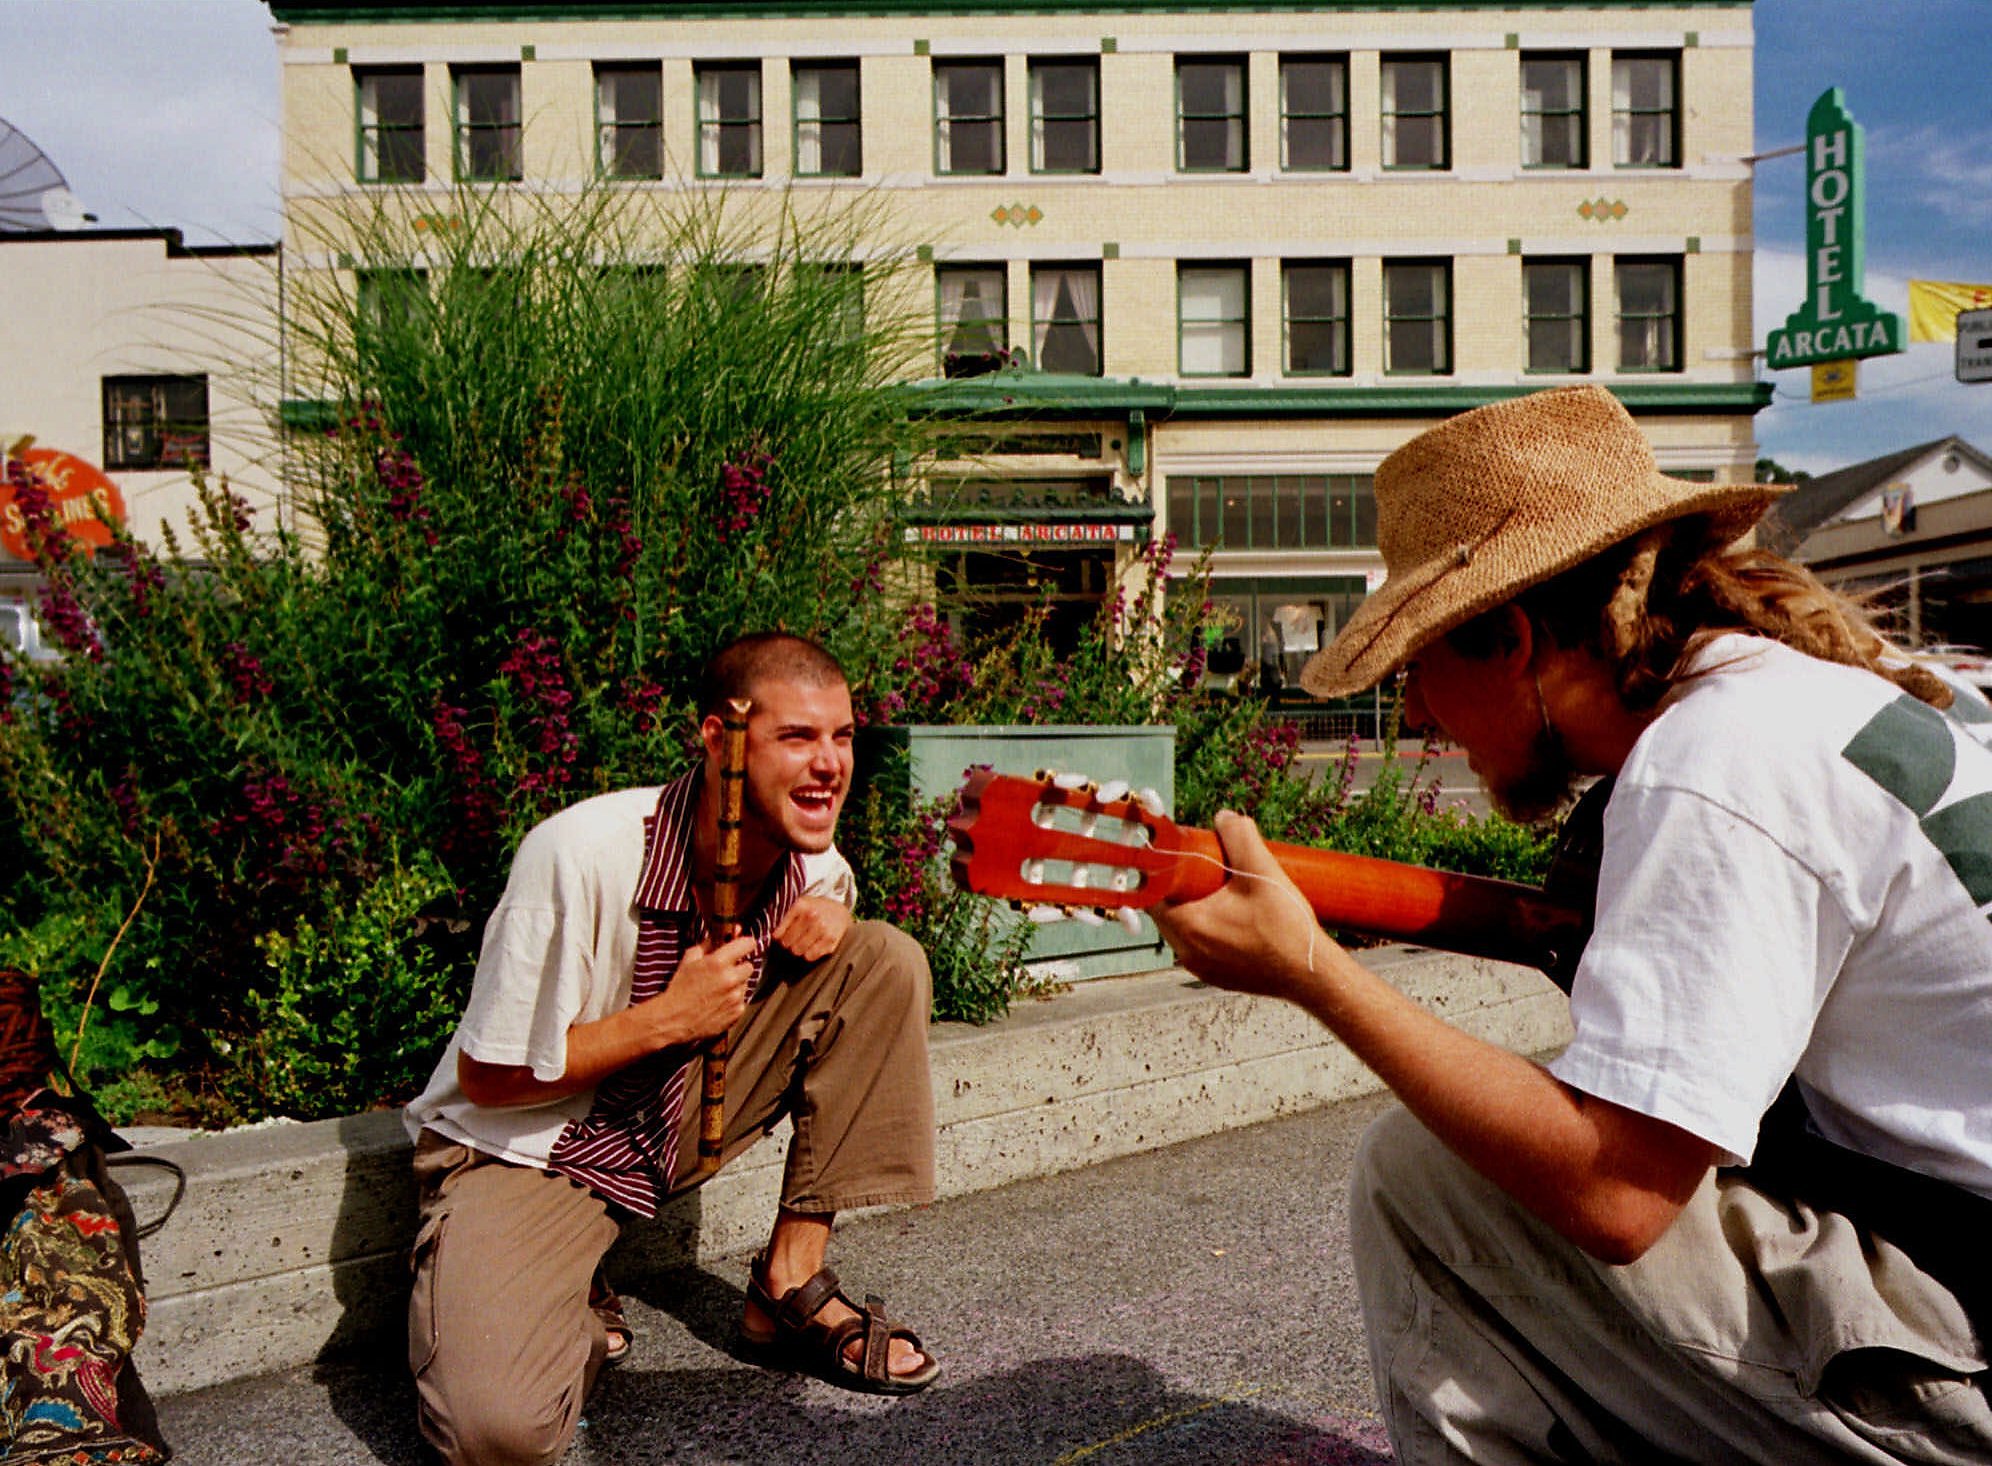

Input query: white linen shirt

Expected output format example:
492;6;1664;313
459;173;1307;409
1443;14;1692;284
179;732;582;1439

1548;635;1992;1199
404;786;855;1168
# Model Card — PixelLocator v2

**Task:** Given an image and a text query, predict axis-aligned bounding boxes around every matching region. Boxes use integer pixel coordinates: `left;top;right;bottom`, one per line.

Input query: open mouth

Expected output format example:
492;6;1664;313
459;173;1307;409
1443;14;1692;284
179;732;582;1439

791;786;839;818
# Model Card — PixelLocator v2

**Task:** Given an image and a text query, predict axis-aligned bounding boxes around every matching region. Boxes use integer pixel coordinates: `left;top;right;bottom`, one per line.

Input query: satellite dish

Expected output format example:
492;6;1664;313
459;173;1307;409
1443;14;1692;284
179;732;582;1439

0;117;97;232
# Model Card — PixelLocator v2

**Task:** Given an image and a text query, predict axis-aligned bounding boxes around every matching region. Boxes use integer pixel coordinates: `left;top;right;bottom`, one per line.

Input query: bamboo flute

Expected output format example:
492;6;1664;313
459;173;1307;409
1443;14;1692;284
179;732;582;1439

697;697;752;1179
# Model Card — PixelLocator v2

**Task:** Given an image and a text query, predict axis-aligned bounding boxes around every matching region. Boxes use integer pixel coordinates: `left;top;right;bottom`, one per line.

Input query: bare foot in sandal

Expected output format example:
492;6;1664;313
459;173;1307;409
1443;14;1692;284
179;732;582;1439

743;1252;939;1394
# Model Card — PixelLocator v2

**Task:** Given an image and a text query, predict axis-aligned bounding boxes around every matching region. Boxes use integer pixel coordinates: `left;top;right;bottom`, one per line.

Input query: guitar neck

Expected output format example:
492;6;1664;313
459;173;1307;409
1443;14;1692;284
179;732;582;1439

1165;827;1588;975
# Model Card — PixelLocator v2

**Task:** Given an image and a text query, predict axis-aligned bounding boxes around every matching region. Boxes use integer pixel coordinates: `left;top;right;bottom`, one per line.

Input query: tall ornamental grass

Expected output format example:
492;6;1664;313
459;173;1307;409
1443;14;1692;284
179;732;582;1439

0;186;933;1123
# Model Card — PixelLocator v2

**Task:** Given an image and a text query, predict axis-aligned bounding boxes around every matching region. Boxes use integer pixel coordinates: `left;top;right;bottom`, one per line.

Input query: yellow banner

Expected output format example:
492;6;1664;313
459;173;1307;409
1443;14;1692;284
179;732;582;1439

1908;280;1992;342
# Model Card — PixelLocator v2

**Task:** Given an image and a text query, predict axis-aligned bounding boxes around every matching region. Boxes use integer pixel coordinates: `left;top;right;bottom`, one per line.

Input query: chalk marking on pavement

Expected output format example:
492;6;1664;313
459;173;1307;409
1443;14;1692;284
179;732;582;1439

1052;1384;1267;1464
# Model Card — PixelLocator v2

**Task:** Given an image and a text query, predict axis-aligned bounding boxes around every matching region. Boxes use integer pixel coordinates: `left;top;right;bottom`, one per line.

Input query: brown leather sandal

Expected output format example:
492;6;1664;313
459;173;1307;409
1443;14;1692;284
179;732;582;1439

743;1254;940;1396
589;1270;632;1366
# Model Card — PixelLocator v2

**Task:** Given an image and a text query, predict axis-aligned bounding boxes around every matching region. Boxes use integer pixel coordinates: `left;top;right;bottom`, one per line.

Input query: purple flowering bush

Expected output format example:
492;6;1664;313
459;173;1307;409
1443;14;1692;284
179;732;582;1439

0;187;934;1122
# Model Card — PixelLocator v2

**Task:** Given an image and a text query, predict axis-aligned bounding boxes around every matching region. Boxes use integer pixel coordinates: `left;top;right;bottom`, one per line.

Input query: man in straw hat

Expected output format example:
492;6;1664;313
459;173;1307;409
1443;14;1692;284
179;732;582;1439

1154;385;1992;1461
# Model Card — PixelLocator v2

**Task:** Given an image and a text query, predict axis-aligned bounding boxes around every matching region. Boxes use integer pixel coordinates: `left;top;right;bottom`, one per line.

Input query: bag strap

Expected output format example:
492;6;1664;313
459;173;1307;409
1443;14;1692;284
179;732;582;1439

105;1152;188;1240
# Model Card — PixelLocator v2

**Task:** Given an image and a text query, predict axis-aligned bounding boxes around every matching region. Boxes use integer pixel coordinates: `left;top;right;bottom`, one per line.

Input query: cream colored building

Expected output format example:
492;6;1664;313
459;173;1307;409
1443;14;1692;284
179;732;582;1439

266;0;1765;702
0;229;283;630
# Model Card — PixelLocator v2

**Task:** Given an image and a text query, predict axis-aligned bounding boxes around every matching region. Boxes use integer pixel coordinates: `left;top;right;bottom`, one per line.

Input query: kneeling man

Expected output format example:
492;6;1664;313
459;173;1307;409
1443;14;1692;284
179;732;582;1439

406;632;939;1466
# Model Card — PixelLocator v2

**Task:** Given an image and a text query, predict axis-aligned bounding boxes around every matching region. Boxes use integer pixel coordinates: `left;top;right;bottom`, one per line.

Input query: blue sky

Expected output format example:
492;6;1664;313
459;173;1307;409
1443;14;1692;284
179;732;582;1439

2;0;1986;473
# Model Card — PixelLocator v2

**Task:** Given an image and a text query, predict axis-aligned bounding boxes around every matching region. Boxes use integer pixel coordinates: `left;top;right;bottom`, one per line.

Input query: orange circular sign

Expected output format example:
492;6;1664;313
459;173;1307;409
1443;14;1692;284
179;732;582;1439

1;446;127;560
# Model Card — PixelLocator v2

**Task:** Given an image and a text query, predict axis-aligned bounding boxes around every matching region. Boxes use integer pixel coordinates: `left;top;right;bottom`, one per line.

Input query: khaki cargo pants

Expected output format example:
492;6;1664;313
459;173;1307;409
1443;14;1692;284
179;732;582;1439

1351;1104;1992;1464
407;920;935;1466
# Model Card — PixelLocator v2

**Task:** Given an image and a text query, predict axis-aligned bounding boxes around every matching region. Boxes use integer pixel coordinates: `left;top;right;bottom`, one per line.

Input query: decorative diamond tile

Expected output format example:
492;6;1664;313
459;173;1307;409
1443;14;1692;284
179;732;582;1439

991;205;1010;226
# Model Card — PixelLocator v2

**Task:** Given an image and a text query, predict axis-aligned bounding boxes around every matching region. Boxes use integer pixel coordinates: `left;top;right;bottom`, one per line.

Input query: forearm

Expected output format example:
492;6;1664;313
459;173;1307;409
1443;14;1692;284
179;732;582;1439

458;994;695;1108
1285;944;1699;1260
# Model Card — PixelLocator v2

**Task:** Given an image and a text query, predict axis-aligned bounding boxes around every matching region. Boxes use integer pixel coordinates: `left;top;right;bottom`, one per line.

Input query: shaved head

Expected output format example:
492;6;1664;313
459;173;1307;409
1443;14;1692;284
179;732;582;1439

698;632;846;718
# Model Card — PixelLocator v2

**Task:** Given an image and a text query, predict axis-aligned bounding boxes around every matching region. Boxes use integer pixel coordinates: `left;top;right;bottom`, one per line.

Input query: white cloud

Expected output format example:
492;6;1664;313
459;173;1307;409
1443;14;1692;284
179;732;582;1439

1867;122;1992;233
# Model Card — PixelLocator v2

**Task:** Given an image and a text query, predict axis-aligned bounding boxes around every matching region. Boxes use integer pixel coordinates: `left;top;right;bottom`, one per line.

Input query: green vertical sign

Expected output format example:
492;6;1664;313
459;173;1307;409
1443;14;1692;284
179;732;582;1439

1764;88;1904;370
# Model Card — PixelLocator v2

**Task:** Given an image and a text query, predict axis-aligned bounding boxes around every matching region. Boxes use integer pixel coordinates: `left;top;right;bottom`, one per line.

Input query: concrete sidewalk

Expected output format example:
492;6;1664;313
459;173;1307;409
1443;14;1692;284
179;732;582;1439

119;946;1570;1402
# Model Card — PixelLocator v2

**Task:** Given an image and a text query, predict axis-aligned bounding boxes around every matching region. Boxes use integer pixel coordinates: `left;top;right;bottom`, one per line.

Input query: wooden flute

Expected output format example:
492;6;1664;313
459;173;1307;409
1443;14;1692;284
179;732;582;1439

697;696;752;1179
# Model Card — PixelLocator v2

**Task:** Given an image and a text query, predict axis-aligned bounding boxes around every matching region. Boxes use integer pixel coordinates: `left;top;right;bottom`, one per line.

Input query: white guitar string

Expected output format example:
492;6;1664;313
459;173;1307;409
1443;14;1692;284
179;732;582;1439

1144;839;1324;975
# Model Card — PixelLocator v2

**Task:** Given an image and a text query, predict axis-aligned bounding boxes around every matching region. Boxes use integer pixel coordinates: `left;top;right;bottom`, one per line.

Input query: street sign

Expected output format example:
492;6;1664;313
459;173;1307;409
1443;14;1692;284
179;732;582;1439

1812;359;1857;403
1960;308;1992;384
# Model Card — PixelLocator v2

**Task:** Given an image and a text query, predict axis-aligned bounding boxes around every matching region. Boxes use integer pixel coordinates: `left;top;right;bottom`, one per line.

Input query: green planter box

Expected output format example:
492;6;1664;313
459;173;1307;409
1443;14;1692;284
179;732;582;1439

861;724;1176;982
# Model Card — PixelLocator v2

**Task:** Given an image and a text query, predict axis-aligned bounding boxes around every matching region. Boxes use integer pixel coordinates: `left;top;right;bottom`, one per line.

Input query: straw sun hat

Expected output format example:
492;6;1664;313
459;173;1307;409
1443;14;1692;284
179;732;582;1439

1299;385;1787;698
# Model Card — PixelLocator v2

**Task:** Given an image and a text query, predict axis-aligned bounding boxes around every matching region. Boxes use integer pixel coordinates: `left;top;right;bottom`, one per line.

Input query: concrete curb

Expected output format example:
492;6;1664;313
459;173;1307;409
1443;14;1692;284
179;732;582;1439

118;950;1569;1396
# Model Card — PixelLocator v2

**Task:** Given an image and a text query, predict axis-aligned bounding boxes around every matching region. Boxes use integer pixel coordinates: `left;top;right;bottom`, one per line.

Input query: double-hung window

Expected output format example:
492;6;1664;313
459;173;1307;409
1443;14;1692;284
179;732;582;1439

596;64;662;179
1521;55;1586;169
102;376;209;471
1524;258;1590;372
1283;261;1350;376
1032;265;1102;376
1612;53;1678;167
1383;260;1451;374
453;65;521;182
1029;59;1099;173
935;61;1005;175
794;62;861;177
1177;58;1247;172
697;64;763;177
1179;265;1250;377
937;266;1008;375
1280;55;1347;171
1617;256;1681;371
1381;56;1448;169
356;67;424;183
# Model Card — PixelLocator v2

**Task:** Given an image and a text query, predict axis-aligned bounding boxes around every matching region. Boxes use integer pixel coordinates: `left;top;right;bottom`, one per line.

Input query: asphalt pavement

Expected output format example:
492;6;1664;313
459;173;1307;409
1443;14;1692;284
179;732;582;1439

154;1089;1400;1465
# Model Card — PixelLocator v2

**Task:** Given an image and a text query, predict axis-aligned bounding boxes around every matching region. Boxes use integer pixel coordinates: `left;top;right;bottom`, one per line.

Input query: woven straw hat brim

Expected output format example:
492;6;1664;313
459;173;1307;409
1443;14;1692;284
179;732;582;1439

1300;480;1775;698
1297;386;1784;699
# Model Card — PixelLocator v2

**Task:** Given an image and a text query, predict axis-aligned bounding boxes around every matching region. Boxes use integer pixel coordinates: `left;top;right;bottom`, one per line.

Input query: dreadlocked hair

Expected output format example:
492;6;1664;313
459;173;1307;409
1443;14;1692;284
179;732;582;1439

1506;519;1953;714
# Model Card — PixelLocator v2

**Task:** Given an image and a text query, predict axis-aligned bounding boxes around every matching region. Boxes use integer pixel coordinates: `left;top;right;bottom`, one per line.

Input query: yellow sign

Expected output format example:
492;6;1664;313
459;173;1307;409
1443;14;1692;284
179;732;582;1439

1812;358;1857;403
1909;280;1992;342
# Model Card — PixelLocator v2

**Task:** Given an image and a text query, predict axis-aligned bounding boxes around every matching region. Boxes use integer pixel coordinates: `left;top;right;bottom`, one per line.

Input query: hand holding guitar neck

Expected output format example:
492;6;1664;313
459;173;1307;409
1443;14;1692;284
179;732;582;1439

946;769;1588;978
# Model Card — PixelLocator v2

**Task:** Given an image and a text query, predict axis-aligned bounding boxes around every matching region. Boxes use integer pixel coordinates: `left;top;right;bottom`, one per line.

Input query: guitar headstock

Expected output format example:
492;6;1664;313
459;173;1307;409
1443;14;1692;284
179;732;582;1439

947;769;1189;927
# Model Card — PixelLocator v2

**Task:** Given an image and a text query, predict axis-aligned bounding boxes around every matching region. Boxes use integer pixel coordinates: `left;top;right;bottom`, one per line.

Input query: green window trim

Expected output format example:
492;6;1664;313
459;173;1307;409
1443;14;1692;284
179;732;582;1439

451;63;523;182
1382;258;1452;376
696;61;764;178
1282;259;1352;378
1166;472;1378;551
1030;263;1103;377
593;61;664;180
1177;263;1251;379
1615;254;1682;374
933;58;1006;176
1279;54;1349;172
1176;56;1248;173
1380;54;1448;171
1522;256;1591;374
1028;57;1101;175
354;64;426;184
936;264;1011;374
1519;52;1587;170
1612;50;1680;169
794;59;863;178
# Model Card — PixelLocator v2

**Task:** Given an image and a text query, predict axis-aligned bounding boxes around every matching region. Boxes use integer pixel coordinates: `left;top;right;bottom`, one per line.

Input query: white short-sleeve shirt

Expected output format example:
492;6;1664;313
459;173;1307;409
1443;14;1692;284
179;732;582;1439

404;786;856;1168
1548;636;1992;1199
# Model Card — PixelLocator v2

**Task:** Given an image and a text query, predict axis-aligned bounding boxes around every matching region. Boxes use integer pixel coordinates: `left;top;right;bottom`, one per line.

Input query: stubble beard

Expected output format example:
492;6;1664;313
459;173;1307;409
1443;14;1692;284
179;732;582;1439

1486;720;1583;826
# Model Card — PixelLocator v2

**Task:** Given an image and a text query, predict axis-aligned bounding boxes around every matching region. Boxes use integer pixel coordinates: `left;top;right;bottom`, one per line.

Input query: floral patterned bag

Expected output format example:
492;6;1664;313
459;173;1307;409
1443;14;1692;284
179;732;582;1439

1;970;173;1464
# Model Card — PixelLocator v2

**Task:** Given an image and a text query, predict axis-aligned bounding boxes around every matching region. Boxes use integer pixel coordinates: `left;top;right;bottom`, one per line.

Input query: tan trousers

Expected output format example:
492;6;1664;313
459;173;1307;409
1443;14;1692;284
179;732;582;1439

1350;1104;1992;1464
407;920;935;1466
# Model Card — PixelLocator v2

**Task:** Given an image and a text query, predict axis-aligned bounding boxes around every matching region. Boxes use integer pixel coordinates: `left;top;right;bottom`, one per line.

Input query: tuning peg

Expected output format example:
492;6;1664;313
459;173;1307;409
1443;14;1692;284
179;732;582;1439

1071;907;1106;927
1136;787;1166;816
1052;772;1091;792
1024;859;1047;886
1116;907;1144;934
1096;778;1131;804
1026;905;1067;924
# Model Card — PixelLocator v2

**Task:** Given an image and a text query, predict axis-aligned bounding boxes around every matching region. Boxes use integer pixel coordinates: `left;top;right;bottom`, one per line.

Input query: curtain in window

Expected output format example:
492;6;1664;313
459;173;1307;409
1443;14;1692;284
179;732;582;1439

796;68;825;176
1612;60;1673;165
698;69;760;174
1034;269;1099;372
1380;63;1400;163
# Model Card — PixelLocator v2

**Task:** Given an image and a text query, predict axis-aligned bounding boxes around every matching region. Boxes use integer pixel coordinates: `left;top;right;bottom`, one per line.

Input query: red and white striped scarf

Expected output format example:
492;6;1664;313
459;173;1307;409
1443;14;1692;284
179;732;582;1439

546;769;803;1217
